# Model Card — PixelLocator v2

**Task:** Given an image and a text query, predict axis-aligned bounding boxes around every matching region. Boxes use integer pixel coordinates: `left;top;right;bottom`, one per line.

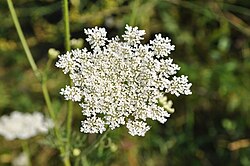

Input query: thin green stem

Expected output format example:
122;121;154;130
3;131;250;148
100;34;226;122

7;0;39;77
7;0;57;137
8;1;69;166
62;0;72;165
7;0;55;123
63;0;71;51
21;141;31;166
80;131;109;166
41;73;70;166
66;91;73;145
45;58;53;74
41;81;56;121
83;129;110;155
81;156;90;166
129;0;140;26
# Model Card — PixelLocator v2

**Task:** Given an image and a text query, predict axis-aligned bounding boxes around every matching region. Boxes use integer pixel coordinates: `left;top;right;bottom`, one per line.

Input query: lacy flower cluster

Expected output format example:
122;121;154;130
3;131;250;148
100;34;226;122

0;111;53;140
56;25;192;136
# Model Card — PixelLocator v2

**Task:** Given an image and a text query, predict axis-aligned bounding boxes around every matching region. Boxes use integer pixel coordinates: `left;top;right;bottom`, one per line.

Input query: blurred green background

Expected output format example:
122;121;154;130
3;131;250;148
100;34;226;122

0;0;250;165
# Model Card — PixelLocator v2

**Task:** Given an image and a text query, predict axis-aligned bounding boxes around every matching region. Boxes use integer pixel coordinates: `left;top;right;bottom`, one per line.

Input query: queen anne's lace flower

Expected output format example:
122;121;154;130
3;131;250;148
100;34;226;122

56;25;192;136
84;26;107;49
150;34;175;57
126;120;150;136
60;85;83;102
122;24;146;45
0;111;53;140
80;116;106;134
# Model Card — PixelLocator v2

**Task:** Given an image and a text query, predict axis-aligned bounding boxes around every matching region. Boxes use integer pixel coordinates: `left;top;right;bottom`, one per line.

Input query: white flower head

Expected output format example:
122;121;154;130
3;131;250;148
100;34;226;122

80;116;106;134
55;51;74;74
60;85;82;102
84;26;107;49
126;120;150;136
122;24;146;45
56;25;192;136
166;75;192;96
0;111;53;140
150;34;175;57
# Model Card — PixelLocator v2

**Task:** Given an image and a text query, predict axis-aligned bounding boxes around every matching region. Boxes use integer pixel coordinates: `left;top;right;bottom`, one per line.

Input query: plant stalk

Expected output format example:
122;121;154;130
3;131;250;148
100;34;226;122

62;0;72;165
7;1;69;166
7;0;38;77
21;141;31;166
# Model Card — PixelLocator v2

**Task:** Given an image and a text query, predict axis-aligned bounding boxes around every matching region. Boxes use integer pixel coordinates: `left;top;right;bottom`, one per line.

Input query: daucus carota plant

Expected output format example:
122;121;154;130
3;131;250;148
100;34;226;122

0;111;53;140
56;25;192;136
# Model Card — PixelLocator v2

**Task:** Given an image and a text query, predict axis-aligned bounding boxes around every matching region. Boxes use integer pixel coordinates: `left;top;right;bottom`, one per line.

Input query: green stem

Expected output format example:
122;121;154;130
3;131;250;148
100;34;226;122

62;0;72;165
7;0;38;77
7;1;70;166
80;131;109;165
45;58;53;74
63;0;71;51
42;77;71;166
22;141;31;166
81;156;90;166
83;129;110;155
7;0;56;120
42;81;70;166
129;0;140;26
41;81;56;122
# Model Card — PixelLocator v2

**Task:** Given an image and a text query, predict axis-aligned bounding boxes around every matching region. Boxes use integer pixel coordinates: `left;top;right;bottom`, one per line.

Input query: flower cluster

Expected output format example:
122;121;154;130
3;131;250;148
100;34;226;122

56;25;192;136
0;111;53;140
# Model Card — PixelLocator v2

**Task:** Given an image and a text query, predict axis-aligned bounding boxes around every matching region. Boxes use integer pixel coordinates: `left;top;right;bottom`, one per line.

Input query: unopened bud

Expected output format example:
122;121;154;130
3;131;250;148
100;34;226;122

71;38;84;49
73;148;81;156
48;48;60;59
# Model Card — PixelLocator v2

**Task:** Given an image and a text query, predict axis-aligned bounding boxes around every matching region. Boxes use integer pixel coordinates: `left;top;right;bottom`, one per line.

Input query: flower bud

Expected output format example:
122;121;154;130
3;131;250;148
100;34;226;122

48;48;60;60
70;38;84;49
73;148;81;156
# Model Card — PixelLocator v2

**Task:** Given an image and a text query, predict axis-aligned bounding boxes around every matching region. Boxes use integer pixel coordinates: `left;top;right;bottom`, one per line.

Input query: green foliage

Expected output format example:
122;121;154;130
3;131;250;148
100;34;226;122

0;0;250;165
